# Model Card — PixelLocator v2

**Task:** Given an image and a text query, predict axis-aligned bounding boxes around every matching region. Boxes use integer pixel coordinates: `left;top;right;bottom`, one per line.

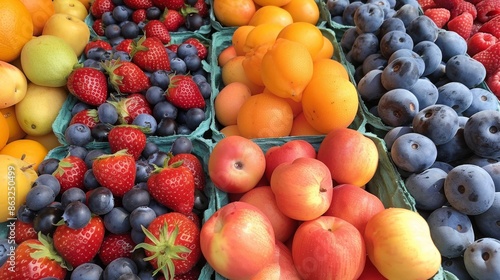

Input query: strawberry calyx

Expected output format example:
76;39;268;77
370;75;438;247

101;59;125;93
133;223;191;280
113;123;152;134
107;99;130;124
53;160;74;177
130;36;149;58
95;149;132;160
180;5;199;17
29;231;72;270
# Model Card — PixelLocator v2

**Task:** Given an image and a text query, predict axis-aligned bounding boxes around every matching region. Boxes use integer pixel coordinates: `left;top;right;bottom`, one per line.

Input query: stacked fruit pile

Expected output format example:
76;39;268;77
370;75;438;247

1;0;500;279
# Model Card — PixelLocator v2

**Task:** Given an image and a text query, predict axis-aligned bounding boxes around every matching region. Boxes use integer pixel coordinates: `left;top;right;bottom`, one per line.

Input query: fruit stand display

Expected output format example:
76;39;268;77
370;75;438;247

1;0;500;279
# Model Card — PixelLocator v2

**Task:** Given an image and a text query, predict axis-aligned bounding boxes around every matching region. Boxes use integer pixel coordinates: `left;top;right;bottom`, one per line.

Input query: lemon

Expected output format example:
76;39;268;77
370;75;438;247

20;35;78;87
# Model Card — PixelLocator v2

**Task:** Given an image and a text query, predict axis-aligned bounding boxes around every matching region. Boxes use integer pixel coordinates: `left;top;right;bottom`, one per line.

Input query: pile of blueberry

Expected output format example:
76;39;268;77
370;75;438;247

339;2;500;279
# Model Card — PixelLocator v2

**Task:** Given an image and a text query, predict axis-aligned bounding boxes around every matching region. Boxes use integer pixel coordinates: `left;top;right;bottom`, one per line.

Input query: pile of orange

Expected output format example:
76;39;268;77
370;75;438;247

214;1;359;139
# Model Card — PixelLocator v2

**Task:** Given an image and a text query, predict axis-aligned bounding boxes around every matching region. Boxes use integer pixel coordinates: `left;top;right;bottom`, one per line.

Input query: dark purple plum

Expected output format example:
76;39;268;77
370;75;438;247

357;69;386;102
436;82;473;114
463;238;500;279
434;30;467;62
463;110;500;158
340;27;358;52
474;192;500;239
406;15;439;44
412;104;460;145
412;40;442;77
353;3;385;33
326;0;350;18
436;128;473;164
362;53;387;74
379;17;406;39
342;1;364;26
409;78;439;109
482;163;500;192
426;61;446;84
383;125;413;150
388;49;425;77
348;32;380;65
377;88;419;126
393;3;419;26
379;30;414;59
405;167;447;211
390;132;437;173
381;57;420;90
462;88;499;117
442;257;473;280
446;55;487;88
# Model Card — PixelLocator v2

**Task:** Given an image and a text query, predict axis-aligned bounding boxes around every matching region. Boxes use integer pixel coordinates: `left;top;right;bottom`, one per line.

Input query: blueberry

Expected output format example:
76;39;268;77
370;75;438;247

383;126;413;150
26;185;56;211
390;132;437;173
149;70;170;90
436;128;473;163
177;43;198;59
446;55;487;88
326;0;350;17
122;187;151;213
120;21;140;39
406;15;439;44
141;142;159;160
33;206;64;235
427;206;474;258
176;124;192;135
353;3;385;33
38;158;60;175
435;30;467;62
144;86;164;106
156;118;177;136
132;113;157;135
170;57;187;74
436;82;473;114
153;101;178;121
129;206;156;230
131;228;146;245
197;81;211;99
0;239;15;267
135;160;153;183
112;5;130;22
393;3;419;27
86;47;107;61
362;53;387;75
342;1;363;26
65;123;93;147
381;57;420;90
357;69;386;102
463;110;500;158
87;187;115;215
148;199;169;217
409;78;439;109
146;6;161;20
463;238;500;279
147;151;169;167
84;149;106;169
184;54;201;72
444;164;495;215
109;36;126;47
340;27;358;53
104;207;131;234
33;174;61;197
97;103;118;124
349;32;379;65
91;122;113;142
185;13;204;31
405;168;447;211
105;24;122;39
412;104;460;145
441;257;473;280
377;88;419;126
193;189;209;215
170;136;193;155
68;145;89;160
103;257;138;280
462;88;499;117
17;204;36;223
112;50;131;61
62;201;91;229
71;262;104;280
185;107;205;130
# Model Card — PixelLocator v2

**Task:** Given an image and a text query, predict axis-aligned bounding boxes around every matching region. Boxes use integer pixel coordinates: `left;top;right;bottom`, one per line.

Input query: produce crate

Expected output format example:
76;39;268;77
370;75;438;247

208;27;367;142
52;32;214;148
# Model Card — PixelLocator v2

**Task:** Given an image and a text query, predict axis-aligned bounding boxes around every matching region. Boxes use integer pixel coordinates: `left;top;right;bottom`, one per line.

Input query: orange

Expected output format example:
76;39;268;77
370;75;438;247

263;87;302;117
77;0;91;10
0;0;34;62
248;6;293;27
221;55;265;95
253;0;292;6
0;106;26;143
232;25;255;56
277;22;324;59
312;58;350;80
0;113;9;150
237;91;294;138
215;82;253;126
301;75;359;134
242;43;270;86
220;125;241;137
25;131;61;151
243;23;284;53
260;38;314;102
290;112;323;136
282;0;320;24
213;0;256;27
313;35;335;61
0;138;48;171
20;0;55;36
218;45;238;67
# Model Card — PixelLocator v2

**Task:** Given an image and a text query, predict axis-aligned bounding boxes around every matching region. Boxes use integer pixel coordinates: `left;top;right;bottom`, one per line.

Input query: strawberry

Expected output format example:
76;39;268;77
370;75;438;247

476;0;500;23
14;220;38;244
92;19;106;36
131;36;171;72
92;150;137;197
154;0;185;10
0;234;67;279
182;211;201;229
473;42;500;75
163;9;185;31
90;0;115;19
53;216;105;269
132;9;147;24
69;109;100;129
450;1;477;20
166;75;206;110
133;212;201;279
123;0;153;9
169;153;206;191
67;67;108;106
147;160;195;214
110;93;153;124
183;38;208;60
433;0;462;9
478;15;500;38
166;43;179;53
108;125;147;160
53;155;88;193
486;69;500;97
115;38;134;54
447;11;474;39
193;0;209;17
417;0;437;11
467;32;499;56
424;8;451;28
98;233;135;265
144;20;172;44
84;39;112;56
102;60;151;94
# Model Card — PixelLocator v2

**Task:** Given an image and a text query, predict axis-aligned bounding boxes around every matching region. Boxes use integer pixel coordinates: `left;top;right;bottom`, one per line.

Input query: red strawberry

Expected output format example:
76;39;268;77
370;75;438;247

115;38;134;54
473;42;500;75
166;75;206;110
424;8;451;28
166;43;179;53
53;216;105;269
0;235;67;279
69;109;100;129
183;38;208;60
53;155;88;193
102;60;151;94
433;0;462;9
133;212;201;278
67;67;108;106
193;0;209;17
131;36;171;72
132;9;147;24
84;39;112;56
144;20;172;44
169;153;206;191
182;211;201;229
447;11;474;39
476;0;500;23
123;0;153;9
14;220;38;244
467;32;499;56
163;9;185;31
92;19;106;36
450;1;477;20
417;0;437;11
92;150;137;197
98;233;135;265
478;15;500;38
90;0;115;19
147;161;195;214
111;93;153;124
486;70;500;97
108;125;147;160
153;0;185;10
